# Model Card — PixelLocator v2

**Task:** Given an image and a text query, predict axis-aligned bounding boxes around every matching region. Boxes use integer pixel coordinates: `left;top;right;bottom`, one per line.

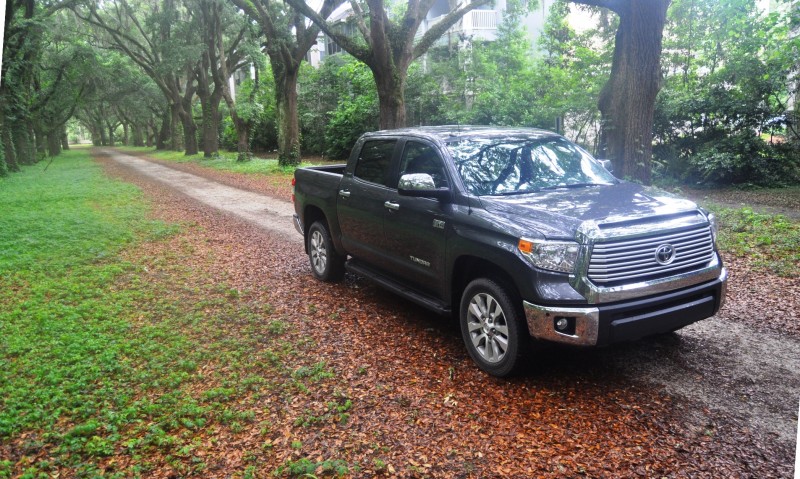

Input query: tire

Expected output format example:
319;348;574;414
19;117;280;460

459;278;528;377
307;221;345;282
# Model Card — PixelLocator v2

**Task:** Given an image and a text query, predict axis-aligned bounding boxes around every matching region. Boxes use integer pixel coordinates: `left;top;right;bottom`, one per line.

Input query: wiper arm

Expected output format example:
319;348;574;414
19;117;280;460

540;182;610;191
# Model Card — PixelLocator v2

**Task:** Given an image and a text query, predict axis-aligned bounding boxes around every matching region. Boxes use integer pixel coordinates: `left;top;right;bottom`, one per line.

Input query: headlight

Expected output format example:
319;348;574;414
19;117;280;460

518;238;580;274
707;212;719;245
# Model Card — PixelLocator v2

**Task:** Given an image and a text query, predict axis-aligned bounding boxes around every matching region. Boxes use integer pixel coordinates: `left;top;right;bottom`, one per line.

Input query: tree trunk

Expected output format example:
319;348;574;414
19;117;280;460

35;129;47;158
199;90;221;158
100;124;109;146
373;67;407;130
594;0;670;184
61;127;70;150
89;119;103;146
147;119;156;147
47;132;61;157
170;102;182;151
0;136;7;177
3;128;20;172
132;125;144;147
275;65;301;166
179;92;198;156
236;120;250;162
210;94;221;153
14;125;34;165
157;109;170;150
181;111;198;155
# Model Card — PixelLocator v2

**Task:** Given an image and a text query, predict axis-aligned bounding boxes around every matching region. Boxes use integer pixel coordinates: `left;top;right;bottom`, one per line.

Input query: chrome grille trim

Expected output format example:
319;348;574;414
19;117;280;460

588;226;715;284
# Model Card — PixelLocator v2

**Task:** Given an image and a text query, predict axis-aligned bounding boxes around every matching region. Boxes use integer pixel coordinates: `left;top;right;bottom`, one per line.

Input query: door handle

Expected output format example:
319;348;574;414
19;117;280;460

339;190;351;198
384;201;400;211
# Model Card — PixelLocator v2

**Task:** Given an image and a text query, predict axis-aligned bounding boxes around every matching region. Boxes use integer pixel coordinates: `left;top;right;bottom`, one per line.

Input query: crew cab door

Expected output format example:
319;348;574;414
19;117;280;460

382;140;450;297
337;139;399;266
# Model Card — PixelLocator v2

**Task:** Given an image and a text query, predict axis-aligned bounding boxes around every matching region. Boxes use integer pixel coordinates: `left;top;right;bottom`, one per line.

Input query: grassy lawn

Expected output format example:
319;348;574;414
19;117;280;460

0;150;342;478
707;205;800;277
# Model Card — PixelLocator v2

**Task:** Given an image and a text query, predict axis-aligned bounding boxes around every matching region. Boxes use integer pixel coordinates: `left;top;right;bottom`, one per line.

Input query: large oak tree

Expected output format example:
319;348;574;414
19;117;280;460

229;0;342;165
197;0;251;159
571;0;670;184
286;0;493;129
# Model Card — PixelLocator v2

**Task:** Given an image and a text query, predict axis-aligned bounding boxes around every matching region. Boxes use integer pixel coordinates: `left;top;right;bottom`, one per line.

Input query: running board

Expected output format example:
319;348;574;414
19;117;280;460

346;260;451;316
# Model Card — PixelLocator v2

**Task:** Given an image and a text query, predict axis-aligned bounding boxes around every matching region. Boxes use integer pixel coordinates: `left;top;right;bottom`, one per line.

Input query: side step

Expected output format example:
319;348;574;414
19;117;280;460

346;260;451;316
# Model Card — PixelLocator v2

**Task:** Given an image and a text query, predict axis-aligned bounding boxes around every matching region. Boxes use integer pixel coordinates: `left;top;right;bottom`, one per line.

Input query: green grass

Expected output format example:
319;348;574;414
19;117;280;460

0;150;327;477
119;146;335;177
708;205;800;277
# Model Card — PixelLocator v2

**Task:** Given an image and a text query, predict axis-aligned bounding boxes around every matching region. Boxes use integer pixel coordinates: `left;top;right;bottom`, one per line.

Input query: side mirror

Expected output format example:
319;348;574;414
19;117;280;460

398;173;451;200
598;159;614;173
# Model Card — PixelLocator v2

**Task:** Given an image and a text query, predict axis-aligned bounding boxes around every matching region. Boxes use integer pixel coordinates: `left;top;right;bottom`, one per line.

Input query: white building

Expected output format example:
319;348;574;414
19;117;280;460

306;0;556;67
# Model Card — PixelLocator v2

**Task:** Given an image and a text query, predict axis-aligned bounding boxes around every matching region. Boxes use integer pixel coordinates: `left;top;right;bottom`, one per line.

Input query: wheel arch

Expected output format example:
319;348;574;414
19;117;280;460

302;205;328;254
451;255;522;313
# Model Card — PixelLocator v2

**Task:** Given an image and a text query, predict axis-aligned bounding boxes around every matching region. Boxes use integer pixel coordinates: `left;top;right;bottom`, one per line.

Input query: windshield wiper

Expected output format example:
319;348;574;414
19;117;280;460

539;182;610;191
491;190;536;196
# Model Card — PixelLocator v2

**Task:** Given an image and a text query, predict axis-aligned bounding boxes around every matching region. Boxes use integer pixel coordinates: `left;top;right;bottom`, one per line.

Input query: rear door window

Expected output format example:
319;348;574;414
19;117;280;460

354;140;397;186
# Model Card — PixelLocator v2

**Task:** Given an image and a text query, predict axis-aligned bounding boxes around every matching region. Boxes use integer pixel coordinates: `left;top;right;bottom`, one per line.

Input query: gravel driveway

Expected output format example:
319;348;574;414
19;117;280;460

104;149;799;476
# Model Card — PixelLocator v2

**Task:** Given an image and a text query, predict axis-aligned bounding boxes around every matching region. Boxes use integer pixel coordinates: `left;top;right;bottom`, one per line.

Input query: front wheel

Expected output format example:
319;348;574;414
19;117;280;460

307;221;345;282
459;278;528;377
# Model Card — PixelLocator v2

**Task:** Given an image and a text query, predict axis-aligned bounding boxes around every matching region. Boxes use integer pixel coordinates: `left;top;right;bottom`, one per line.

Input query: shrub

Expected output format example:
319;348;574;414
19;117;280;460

680;133;800;186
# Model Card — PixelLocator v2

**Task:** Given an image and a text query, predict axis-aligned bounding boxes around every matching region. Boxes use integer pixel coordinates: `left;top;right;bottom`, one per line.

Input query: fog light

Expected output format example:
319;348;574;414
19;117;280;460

553;316;576;336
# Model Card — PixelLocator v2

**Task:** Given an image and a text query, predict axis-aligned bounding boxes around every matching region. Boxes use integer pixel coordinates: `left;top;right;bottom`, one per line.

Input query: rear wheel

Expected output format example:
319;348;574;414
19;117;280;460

460;278;528;377
307;221;345;282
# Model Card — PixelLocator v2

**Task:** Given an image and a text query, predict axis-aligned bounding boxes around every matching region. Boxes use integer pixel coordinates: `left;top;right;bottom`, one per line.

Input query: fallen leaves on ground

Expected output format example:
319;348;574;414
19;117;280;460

6;151;791;478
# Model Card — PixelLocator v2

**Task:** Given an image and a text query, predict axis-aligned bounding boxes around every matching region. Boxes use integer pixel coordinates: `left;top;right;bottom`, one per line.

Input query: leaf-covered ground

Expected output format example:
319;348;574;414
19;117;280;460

103;151;795;476
1;150;795;477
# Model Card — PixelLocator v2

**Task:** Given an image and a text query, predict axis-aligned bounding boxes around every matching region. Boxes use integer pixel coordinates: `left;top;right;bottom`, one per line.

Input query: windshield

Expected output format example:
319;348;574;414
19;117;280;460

447;136;617;196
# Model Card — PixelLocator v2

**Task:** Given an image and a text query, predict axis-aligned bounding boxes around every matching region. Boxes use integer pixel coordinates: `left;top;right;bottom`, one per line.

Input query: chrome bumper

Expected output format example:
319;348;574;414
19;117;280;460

524;267;728;346
524;302;600;346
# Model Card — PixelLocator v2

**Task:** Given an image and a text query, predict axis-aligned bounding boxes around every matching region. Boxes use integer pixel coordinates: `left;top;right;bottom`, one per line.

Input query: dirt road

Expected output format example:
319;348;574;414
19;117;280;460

104;149;798;476
104;150;300;241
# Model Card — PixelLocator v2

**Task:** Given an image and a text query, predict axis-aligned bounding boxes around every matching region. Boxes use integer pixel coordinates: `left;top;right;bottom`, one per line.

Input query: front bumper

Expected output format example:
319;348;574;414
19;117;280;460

524;268;727;346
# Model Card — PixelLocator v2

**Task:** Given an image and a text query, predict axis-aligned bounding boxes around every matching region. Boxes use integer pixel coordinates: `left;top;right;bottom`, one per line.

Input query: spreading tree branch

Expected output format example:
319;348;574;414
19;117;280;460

413;0;492;59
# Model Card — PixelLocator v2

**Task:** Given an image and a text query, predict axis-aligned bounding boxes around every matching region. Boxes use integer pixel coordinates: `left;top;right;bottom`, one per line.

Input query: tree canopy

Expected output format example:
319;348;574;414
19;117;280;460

1;0;797;186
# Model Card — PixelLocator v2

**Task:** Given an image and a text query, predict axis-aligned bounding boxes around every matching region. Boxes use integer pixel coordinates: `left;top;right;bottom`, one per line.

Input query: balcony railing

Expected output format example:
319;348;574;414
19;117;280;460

415;10;499;41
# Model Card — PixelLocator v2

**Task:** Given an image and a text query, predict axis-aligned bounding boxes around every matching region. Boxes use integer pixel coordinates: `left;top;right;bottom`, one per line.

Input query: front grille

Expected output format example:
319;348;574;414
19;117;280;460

588;225;715;285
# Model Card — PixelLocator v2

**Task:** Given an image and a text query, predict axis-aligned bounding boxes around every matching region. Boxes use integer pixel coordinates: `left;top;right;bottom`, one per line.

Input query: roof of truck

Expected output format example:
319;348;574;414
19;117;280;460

362;125;559;143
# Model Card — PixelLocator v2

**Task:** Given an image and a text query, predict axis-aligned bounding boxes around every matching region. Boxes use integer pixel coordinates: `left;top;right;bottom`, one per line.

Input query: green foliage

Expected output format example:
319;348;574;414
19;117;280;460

299;56;379;159
410;0;609;151
221;75;279;154
274;457;351;477
322;57;379;159
711;206;800;277
654;0;799;186
665;133;800;186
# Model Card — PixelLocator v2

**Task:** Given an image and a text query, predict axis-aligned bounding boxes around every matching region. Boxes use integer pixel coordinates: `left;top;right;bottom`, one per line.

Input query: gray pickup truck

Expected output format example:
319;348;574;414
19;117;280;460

292;126;727;376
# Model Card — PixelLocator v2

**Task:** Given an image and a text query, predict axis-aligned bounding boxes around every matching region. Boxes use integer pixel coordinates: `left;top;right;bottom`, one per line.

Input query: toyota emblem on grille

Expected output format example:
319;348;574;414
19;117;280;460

655;244;676;265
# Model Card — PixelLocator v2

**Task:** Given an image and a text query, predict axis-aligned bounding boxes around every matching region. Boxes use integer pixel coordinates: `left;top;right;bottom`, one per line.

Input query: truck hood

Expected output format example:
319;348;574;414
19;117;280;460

478;182;700;241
